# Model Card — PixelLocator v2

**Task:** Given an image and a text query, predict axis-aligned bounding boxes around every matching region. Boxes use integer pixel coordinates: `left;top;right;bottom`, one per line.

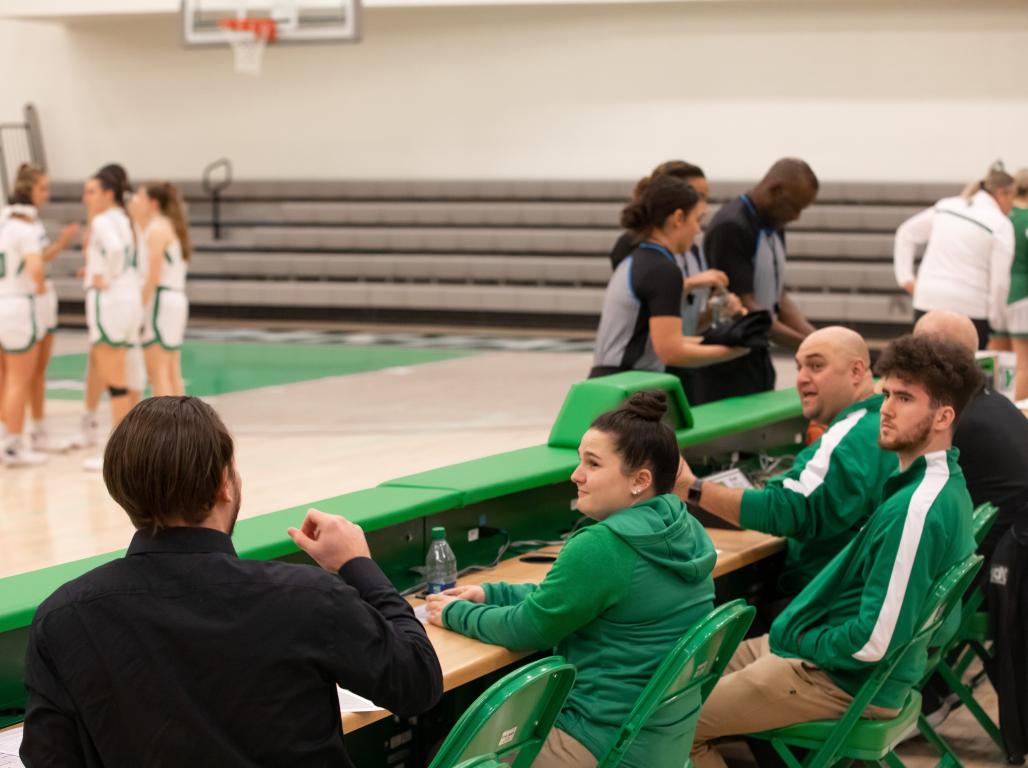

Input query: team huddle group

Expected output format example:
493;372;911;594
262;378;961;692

0;163;191;470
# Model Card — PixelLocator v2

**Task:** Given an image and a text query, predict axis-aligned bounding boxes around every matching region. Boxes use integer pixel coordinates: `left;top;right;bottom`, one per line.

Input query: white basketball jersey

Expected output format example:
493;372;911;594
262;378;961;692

159;237;187;291
86;207;138;293
0;209;44;296
141;219;187;291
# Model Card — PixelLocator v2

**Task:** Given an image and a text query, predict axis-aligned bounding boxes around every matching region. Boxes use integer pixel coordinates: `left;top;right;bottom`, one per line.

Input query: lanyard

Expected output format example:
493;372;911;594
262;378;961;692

740;195;782;307
637;241;677;263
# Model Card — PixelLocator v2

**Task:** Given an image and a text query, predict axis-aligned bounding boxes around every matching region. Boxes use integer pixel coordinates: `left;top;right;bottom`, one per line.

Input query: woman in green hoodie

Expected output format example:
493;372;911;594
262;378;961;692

426;390;717;768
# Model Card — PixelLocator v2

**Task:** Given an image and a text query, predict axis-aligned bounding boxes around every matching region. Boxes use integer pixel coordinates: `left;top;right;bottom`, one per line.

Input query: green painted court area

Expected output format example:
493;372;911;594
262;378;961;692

44;341;473;399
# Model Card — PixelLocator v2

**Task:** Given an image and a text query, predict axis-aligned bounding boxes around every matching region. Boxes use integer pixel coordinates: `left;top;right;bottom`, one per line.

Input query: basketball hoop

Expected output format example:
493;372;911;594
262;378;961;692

218;17;278;76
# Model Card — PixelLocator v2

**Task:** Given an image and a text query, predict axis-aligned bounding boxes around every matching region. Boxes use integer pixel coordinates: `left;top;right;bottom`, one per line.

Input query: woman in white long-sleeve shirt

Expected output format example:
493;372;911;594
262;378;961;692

894;166;1016;349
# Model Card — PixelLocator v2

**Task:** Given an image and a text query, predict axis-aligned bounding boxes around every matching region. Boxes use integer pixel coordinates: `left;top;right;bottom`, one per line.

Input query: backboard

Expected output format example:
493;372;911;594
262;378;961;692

182;0;361;46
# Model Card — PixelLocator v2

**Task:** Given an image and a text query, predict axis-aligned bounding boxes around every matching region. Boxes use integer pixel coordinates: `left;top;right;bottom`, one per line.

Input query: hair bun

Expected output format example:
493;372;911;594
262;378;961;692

623;390;668;422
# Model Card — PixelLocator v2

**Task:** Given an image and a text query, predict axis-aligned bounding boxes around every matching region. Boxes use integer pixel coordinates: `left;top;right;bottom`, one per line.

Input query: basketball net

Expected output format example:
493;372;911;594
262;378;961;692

219;18;278;76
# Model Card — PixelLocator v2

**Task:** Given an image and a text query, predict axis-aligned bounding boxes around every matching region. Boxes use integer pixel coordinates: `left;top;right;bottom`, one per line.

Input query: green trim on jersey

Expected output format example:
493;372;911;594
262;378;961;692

739;394;898;596
936;207;993;234
770;448;974;710
1008;207;1028;304
143;287;181;352
1;295;38;354
92;290;130;349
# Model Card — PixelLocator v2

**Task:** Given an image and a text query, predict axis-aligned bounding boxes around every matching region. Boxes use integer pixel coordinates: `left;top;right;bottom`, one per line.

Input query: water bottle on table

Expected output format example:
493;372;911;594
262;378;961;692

425;526;458;594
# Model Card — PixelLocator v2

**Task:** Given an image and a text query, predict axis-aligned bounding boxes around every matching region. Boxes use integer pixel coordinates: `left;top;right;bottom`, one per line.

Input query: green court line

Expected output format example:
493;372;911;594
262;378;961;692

44;341;473;399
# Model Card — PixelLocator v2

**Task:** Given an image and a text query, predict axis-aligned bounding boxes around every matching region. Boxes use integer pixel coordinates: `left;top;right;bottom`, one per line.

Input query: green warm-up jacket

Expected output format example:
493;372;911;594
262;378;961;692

771;448;974;709
740;394;898;595
444;493;717;767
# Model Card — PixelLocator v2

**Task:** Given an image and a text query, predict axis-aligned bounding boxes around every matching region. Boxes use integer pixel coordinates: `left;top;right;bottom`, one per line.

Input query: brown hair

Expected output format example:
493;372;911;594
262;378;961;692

103;397;235;534
143;182;193;261
1014;168;1028;198
590;390;681;495
10;163;44;206
876;334;983;420
620;175;701;236
631;160;705;201
961;161;1016;202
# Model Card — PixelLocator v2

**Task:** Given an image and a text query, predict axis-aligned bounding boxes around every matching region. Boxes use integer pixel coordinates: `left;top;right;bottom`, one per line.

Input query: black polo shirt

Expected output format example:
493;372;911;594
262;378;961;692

591;242;684;376
609;232;638;270
953;387;1028;559
21;527;442;767
691;196;786;403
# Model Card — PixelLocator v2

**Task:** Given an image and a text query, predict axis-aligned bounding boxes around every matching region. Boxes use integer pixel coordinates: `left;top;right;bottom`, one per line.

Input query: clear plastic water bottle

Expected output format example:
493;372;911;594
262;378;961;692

425;526;458;594
708;289;728;328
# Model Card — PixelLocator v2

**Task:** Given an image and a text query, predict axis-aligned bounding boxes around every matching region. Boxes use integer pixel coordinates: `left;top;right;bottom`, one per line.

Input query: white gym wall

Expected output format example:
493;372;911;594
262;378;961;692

1;0;1026;182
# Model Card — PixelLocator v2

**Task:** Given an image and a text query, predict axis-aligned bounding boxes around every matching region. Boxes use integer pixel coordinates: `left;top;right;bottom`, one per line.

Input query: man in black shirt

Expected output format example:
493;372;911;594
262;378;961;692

914;311;1028;560
693;158;819;403
21;397;442;767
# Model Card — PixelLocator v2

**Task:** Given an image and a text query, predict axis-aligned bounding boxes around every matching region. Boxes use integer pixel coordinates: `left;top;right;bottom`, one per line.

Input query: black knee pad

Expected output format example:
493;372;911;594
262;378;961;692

108;385;129;398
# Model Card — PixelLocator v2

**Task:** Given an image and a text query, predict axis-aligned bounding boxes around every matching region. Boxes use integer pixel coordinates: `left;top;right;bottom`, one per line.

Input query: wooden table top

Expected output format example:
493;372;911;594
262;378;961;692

342;527;783;733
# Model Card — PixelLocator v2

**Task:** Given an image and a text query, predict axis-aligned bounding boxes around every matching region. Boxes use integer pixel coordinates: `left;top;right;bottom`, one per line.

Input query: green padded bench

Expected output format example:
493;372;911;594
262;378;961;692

383;445;580;506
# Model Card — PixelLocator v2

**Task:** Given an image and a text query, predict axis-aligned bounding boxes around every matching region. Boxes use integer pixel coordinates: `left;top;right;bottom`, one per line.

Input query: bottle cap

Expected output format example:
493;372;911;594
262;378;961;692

431;526;446;540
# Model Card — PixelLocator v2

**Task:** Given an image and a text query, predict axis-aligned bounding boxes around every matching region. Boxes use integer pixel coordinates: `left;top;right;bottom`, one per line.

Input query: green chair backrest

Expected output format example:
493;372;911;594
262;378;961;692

595;600;756;768
428;656;577;768
453;756;506;768
971;502;999;547
798;554;983;765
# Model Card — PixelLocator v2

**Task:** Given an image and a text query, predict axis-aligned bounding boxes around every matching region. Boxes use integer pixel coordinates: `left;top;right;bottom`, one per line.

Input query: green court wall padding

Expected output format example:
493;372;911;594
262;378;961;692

547;371;693;449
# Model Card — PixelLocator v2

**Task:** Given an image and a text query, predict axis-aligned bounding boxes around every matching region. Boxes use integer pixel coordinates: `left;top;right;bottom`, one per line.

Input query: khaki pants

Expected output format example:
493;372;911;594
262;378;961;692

533;728;596;768
690;634;899;768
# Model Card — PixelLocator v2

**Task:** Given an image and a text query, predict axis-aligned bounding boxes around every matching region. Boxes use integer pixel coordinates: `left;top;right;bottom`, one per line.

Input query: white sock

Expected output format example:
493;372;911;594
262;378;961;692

30;419;47;436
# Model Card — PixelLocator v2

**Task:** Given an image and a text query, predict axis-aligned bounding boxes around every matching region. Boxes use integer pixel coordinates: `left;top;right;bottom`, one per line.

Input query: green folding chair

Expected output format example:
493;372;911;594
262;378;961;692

924;502;1003;752
428;656;577;768
748;554;983;768
453;756;506;768
595;599;756;768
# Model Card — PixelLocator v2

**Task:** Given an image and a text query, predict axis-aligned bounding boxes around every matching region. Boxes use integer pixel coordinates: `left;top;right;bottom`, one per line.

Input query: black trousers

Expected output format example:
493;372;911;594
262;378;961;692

689;347;776;405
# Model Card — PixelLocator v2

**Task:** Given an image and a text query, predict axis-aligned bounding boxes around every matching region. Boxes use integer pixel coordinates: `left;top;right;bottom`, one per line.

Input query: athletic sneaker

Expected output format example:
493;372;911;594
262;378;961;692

3;439;48;467
69;413;101;450
31;431;74;453
82;454;104;472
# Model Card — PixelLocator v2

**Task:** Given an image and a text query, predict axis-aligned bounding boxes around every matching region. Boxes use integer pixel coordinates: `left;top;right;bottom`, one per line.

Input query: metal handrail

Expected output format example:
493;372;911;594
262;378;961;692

202;157;234;240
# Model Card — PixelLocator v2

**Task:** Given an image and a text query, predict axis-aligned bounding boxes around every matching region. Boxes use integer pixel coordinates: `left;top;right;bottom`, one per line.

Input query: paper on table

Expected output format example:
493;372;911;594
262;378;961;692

337;687;384;713
0;725;24;767
414;603;428;624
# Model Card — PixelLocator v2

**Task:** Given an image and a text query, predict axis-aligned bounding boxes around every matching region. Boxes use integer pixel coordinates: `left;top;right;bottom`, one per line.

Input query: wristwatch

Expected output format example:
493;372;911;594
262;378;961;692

687;477;704;505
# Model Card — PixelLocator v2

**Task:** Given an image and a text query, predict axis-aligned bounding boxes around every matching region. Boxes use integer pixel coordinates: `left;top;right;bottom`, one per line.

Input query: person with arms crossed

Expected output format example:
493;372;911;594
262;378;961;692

21;396;442;767
426;391;717;768
676;326;898;622
689;333;980;768
691;158;819;403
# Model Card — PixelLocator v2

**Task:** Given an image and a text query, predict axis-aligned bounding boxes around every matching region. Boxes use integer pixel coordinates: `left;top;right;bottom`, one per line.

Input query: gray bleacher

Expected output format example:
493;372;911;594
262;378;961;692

44;179;950;333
